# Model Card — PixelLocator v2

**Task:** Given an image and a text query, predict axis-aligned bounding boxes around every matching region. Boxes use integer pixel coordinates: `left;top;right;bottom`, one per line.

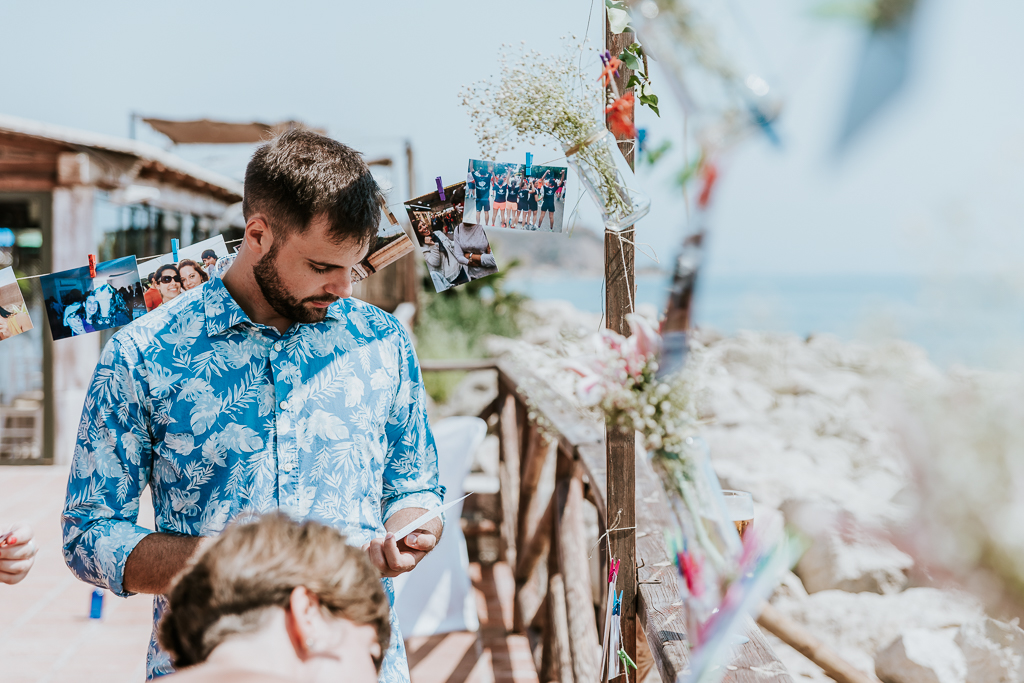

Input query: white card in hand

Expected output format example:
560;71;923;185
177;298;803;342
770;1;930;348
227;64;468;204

388;493;472;541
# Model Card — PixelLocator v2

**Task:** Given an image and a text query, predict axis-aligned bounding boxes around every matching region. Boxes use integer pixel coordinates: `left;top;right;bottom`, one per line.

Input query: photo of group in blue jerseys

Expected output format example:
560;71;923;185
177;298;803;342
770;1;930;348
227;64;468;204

463;159;567;233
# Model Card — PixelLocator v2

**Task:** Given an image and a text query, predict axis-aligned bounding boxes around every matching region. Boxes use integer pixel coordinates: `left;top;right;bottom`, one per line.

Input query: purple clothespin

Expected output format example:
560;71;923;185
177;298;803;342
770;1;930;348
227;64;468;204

435;177;445;201
171;238;179;262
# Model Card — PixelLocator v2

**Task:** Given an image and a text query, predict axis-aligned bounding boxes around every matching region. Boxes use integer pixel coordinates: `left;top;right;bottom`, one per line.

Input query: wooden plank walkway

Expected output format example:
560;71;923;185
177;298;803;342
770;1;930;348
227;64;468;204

0;464;538;683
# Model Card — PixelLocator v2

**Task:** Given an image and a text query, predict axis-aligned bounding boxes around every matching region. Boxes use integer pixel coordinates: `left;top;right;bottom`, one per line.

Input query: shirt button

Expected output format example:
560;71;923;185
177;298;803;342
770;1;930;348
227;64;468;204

281;462;294;473
273;342;283;352
280;400;289;410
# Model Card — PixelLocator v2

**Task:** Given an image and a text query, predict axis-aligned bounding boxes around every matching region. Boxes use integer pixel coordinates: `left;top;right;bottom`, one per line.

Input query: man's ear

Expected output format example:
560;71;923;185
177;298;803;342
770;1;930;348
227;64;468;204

244;215;274;257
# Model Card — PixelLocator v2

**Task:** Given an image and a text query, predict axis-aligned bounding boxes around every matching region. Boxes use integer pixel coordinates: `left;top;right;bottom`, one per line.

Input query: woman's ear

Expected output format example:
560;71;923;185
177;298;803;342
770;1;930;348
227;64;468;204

285;586;323;660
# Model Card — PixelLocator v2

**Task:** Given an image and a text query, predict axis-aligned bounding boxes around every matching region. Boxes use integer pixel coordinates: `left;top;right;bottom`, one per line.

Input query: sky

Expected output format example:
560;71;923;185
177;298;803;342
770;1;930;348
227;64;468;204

2;0;1023;280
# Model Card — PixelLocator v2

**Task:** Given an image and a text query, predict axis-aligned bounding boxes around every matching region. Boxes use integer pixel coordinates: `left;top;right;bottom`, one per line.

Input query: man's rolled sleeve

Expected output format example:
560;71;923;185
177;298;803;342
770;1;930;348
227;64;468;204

381;327;445;523
62;335;154;597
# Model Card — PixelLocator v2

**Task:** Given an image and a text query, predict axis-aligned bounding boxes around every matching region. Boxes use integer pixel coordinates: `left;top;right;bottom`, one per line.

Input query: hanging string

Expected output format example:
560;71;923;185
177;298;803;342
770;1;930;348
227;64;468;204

12;238;244;282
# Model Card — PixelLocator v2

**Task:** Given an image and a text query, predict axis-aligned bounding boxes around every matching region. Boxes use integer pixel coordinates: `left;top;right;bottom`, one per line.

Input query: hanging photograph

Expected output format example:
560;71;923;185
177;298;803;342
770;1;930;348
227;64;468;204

351;205;416;283
137;235;230;311
404;181;499;293
0;267;33;342
463;159;568;233
40;255;147;340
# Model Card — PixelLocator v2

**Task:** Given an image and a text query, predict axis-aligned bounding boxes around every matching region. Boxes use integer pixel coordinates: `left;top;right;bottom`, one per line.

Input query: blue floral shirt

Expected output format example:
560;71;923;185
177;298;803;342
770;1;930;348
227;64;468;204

61;276;444;681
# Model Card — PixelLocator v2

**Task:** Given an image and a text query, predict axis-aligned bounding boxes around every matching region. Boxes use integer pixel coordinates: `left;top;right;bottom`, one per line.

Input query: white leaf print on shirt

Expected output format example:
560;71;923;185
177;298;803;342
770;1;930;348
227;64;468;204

149;366;183;398
121;432;143;466
219;423;265;453
308;410;350;440
169;488;201;516
189;391;221;436
160;313;205;354
164;433;196;456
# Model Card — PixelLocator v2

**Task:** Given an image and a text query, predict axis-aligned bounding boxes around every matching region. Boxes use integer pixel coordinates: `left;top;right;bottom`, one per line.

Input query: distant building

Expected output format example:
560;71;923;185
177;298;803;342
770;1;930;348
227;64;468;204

0;114;242;465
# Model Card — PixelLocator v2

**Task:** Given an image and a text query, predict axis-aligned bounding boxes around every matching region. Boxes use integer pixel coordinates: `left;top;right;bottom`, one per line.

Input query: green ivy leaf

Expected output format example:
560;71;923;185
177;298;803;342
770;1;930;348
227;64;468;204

619;50;642;71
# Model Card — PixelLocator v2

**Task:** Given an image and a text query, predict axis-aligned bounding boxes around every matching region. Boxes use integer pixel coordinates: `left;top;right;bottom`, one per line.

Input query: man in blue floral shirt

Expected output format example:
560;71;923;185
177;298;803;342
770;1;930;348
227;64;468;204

62;131;445;681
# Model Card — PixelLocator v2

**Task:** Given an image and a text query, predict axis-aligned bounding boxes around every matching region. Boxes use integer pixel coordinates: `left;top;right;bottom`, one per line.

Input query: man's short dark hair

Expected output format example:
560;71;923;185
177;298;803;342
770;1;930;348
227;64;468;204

201;249;217;261
243;130;383;246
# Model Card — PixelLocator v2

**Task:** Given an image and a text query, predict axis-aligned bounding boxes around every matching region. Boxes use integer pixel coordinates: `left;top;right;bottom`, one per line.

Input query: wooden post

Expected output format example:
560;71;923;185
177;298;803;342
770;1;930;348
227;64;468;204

605;14;638;683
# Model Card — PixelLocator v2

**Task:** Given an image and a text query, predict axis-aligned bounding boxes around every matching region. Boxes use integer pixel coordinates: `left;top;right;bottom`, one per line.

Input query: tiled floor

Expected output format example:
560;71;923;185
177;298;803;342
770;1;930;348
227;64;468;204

0;464;539;683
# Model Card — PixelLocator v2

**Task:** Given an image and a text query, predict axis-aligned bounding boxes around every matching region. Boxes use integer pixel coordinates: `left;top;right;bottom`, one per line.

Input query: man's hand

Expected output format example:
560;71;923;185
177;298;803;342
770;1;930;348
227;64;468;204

0;523;38;585
364;508;442;578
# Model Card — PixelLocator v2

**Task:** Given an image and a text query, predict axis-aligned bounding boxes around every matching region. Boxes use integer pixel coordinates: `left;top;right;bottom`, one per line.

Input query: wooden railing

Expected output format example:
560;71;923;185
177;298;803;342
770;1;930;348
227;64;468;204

421;357;793;683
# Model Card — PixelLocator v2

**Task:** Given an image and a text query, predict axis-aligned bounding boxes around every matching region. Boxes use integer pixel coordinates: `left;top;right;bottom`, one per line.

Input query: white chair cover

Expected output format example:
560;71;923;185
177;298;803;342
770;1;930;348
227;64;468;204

393;416;486;636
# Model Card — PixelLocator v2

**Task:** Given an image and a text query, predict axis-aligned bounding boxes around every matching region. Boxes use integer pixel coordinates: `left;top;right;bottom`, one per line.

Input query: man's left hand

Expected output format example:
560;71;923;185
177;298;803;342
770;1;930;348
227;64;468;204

364;508;442;578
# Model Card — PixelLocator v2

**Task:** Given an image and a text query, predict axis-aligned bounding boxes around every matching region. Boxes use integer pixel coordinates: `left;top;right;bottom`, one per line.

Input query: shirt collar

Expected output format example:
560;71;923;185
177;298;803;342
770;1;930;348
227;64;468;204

203;276;344;337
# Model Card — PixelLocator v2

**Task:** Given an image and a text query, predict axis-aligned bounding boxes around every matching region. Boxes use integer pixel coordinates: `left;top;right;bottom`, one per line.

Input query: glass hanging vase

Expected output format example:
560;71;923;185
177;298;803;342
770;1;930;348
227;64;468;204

563;125;650;231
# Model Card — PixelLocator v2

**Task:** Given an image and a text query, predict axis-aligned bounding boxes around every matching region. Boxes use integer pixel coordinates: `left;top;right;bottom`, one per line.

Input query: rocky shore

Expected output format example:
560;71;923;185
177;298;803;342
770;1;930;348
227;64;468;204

474;299;1024;683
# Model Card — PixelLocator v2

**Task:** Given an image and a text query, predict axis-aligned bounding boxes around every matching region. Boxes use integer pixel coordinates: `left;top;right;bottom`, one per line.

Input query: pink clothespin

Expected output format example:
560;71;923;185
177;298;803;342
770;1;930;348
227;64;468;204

88;254;97;279
435;177;445;201
609;558;621;584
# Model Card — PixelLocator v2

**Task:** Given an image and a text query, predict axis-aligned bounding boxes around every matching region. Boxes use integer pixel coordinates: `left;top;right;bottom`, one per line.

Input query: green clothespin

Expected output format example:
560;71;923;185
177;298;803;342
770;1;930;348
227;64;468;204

618;648;637;671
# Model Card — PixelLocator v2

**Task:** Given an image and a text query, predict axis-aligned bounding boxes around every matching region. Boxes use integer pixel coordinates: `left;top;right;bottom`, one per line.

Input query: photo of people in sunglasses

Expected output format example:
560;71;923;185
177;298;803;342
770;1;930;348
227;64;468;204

138;236;230;312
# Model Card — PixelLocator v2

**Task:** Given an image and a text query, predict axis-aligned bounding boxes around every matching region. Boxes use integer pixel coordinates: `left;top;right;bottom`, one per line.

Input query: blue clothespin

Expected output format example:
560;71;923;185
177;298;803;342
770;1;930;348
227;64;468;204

612;589;623;616
637;128;647;154
748;104;781;147
525;152;533;176
171;238;179;262
435;177;445;201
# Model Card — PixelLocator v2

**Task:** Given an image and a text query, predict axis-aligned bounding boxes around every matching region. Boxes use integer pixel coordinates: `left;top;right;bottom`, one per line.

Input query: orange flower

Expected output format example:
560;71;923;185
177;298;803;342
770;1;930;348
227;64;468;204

605;92;637;139
598;55;623;87
697;161;719;209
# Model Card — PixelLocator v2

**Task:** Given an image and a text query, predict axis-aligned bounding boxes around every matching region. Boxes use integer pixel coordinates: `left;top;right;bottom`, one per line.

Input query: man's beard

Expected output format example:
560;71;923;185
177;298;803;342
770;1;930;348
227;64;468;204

252;242;338;324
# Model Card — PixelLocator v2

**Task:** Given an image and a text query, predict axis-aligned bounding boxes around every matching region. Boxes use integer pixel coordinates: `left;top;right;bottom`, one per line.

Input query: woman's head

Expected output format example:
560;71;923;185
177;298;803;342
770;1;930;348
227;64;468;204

84;293;99;319
153;264;182;303
177;259;209;291
159;513;390;678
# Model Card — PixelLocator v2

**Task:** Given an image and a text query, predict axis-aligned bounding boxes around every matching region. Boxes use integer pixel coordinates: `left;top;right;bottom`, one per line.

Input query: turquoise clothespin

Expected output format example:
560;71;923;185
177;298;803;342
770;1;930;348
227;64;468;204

612;589;623;616
525;152;533;176
171;238;179;262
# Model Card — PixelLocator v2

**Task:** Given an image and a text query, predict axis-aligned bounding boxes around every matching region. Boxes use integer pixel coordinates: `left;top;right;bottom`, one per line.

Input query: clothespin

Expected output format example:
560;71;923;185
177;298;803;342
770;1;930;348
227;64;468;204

435;177;445;201
609;558;621;584
171;238;179;262
618;648;637;671
525;152;533;176
88;254;97;279
612;589;623;616
637;128;647;154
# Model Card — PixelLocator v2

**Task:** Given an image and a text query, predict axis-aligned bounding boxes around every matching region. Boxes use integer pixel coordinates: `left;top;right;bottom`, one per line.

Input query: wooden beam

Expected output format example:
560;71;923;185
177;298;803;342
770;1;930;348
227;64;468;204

420;358;499;373
545;510;575;683
605;14;638;683
556;460;603;683
498;392;521;567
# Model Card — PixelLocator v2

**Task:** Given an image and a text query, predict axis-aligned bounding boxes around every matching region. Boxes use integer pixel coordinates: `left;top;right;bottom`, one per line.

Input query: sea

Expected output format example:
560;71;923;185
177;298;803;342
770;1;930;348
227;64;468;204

503;272;1024;370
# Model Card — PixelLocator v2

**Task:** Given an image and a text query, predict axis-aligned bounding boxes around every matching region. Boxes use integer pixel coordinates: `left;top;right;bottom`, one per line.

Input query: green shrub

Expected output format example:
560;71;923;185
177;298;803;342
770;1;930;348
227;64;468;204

415;260;525;403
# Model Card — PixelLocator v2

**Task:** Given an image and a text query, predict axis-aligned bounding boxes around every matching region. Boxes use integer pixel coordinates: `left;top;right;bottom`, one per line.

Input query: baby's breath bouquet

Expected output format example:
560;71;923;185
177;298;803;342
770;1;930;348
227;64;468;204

567;314;738;572
460;42;649;230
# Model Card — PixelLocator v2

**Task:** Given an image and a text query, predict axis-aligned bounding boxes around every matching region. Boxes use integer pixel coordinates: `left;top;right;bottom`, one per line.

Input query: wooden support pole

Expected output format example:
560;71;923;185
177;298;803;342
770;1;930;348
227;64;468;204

605;15;638;683
556;462;603;683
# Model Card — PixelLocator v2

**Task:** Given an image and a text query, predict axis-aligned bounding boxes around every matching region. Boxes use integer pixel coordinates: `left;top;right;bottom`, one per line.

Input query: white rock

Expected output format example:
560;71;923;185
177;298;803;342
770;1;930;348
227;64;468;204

771;587;984;663
954;617;1024;683
780;499;913;595
874;629;966;683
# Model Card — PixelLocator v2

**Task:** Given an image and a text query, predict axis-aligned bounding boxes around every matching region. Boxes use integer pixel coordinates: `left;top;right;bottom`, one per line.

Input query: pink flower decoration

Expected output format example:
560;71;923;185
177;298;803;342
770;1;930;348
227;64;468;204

626;314;661;360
